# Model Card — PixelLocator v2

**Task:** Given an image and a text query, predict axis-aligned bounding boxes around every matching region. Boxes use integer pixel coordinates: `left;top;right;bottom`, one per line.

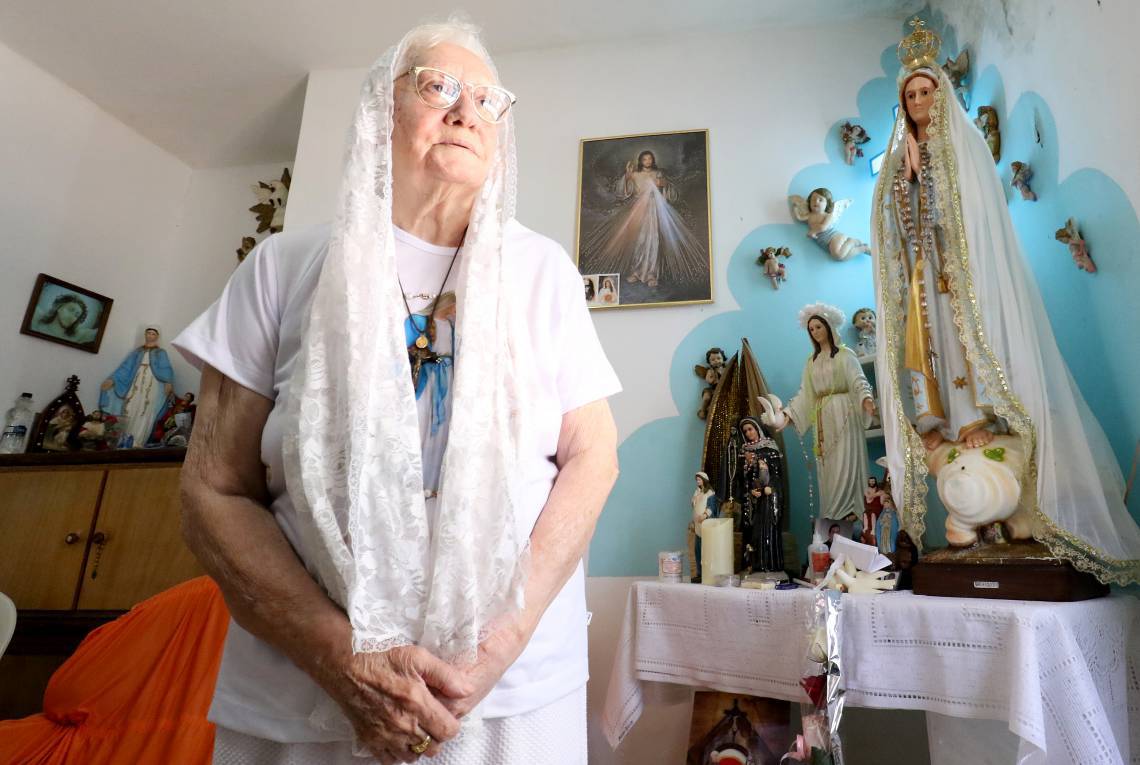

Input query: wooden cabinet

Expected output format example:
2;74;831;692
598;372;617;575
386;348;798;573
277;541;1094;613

0;470;103;610
77;466;204;609
0;451;202;612
0;450;202;719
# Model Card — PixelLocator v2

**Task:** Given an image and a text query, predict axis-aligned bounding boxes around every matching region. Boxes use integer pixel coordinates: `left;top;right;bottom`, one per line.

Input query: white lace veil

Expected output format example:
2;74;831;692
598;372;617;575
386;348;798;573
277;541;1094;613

280;20;534;686
871;65;1140;584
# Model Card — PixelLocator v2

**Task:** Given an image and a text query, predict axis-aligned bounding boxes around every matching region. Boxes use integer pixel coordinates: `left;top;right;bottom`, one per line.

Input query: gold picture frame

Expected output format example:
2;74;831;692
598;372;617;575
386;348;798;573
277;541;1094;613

575;128;714;309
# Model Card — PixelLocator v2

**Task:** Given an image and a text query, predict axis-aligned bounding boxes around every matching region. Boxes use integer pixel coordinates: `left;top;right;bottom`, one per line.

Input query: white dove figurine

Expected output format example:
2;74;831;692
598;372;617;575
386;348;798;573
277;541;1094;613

757;394;788;431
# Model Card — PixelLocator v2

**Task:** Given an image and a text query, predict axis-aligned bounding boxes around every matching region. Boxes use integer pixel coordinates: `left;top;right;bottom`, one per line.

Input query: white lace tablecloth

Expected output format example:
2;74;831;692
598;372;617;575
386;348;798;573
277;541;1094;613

601;581;1140;764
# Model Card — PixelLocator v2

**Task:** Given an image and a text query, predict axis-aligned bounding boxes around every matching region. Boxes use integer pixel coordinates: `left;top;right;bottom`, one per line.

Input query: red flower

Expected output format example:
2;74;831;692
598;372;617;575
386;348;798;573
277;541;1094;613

801;674;826;708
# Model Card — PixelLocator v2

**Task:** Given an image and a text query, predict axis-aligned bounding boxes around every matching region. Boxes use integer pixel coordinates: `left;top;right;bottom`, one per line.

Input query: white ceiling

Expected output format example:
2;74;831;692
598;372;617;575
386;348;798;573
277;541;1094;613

0;0;920;168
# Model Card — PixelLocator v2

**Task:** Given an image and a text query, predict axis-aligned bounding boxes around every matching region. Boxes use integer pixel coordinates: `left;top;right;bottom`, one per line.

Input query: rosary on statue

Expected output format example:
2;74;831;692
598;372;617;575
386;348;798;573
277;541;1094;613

399;229;463;387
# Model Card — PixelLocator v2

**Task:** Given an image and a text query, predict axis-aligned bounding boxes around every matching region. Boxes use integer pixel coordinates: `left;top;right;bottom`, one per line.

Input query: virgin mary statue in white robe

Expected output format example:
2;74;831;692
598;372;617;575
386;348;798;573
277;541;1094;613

870;34;1140;584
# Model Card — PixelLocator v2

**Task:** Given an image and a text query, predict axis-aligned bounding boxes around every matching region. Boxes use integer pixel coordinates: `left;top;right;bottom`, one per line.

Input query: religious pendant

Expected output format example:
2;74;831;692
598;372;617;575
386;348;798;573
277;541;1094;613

414;334;429;349
936;275;950;294
408;344;438;387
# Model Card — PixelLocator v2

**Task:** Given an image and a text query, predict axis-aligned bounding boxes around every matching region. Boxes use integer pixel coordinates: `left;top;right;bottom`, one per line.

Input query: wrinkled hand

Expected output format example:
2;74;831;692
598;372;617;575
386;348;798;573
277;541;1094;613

438;625;524;720
321;645;471;764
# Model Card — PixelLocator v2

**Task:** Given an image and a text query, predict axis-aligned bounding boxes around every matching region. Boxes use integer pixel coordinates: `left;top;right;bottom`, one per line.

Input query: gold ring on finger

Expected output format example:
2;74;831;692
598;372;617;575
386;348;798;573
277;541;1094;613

410;734;432;755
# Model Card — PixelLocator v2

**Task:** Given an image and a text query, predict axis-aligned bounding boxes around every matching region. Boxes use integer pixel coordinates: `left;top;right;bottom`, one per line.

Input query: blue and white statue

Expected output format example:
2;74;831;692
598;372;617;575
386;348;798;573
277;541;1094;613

690;471;720;579
99;326;175;448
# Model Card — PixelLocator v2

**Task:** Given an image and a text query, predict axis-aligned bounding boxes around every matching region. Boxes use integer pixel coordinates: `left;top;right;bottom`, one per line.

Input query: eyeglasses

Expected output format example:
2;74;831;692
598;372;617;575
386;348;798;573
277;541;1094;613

405;66;517;124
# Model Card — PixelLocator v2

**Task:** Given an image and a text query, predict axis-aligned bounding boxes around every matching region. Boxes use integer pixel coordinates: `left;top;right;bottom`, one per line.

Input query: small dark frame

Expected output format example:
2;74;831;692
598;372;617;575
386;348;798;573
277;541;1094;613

28;375;85;453
19;273;113;354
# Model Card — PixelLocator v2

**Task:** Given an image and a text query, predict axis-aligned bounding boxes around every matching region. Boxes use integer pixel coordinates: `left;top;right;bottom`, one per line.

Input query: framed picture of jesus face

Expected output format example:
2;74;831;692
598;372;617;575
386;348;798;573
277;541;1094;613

575;129;713;309
19;273;113;353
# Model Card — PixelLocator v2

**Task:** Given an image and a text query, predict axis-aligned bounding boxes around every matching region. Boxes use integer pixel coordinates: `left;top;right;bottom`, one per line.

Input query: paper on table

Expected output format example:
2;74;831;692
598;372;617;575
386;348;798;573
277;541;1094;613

830;535;891;572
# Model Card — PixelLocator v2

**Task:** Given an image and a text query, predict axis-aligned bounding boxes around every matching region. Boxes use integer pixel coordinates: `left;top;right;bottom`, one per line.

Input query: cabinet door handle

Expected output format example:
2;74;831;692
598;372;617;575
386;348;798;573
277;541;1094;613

65;532;82;545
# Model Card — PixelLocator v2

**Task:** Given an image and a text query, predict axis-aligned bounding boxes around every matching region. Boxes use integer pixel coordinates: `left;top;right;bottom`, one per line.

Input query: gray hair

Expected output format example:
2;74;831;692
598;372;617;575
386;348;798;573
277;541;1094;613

395;17;495;81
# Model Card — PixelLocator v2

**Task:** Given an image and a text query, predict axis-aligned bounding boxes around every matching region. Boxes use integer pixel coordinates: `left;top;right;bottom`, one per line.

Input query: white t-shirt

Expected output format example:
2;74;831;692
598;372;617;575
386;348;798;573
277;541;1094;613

173;220;621;742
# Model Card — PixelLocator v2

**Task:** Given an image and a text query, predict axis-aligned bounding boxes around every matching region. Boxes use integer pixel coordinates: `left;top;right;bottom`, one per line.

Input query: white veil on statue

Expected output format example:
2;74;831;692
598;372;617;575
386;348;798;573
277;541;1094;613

871;28;1140;584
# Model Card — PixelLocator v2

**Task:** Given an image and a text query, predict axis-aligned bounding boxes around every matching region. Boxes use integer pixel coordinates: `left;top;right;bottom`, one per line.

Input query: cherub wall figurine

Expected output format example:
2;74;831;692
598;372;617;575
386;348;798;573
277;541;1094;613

756;246;791;290
974;105;1001;163
942;49;970;108
839;121;871;165
1010;161;1037;201
789;188;871;261
1055;217;1097;273
851;306;877;357
695;347;728;419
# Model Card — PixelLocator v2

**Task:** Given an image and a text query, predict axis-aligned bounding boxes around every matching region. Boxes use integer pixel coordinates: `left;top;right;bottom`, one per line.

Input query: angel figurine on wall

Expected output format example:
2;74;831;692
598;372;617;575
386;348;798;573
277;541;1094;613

756;246;791;289
695;347;728;419
839;121;871;165
1055;218;1096;273
942;49;970;108
974;106;1001;163
789;188;871;262
1010;161;1037;201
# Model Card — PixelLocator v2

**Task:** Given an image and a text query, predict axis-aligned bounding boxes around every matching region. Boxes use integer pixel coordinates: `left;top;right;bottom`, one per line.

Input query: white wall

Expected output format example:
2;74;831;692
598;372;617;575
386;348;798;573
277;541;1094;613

0;39;290;416
286;19;929;763
0;39;191;414
932;0;1140;206
162;162;294;392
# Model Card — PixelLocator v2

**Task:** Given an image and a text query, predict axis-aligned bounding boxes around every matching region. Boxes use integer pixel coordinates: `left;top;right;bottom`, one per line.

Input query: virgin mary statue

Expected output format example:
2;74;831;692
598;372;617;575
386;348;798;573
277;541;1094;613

870;19;1140;584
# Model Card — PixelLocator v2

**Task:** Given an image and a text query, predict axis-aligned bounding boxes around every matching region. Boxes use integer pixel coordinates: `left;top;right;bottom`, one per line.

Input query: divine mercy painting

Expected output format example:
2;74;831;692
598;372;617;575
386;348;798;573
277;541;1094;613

575;129;713;308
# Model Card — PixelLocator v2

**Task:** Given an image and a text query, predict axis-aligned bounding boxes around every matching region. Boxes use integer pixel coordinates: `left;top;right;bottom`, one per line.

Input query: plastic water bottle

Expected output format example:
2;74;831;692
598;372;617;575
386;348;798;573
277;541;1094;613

0;393;36;454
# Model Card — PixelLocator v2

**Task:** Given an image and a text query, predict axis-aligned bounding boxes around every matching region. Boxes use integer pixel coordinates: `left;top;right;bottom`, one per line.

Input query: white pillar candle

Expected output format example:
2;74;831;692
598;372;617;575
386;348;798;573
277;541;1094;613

701;518;734;582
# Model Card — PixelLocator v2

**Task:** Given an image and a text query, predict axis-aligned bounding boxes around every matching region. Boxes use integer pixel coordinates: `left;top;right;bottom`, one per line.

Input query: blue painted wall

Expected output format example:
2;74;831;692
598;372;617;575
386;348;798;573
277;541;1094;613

589;16;1140;576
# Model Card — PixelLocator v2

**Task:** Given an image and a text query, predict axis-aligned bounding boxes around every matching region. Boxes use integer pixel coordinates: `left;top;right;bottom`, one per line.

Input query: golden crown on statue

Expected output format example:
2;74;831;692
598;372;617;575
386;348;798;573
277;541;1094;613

897;17;941;69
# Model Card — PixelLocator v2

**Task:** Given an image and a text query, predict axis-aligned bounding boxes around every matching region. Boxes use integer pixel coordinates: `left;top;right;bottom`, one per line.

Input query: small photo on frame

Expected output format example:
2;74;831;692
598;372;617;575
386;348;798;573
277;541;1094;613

575;129;713;309
582;272;620;308
20;273;113;354
815;517;857;546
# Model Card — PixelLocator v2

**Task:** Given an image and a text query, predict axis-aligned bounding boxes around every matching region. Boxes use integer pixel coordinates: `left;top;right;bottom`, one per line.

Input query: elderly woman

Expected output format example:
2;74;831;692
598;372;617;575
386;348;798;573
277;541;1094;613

174;21;620;765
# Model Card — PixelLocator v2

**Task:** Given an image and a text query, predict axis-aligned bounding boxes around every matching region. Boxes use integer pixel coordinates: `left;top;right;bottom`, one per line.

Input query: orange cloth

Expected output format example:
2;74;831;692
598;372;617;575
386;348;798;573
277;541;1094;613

0;577;229;765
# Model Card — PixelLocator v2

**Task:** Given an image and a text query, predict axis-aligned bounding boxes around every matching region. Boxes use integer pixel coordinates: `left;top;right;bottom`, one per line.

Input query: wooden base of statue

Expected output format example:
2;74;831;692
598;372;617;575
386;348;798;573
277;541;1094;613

913;541;1108;602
